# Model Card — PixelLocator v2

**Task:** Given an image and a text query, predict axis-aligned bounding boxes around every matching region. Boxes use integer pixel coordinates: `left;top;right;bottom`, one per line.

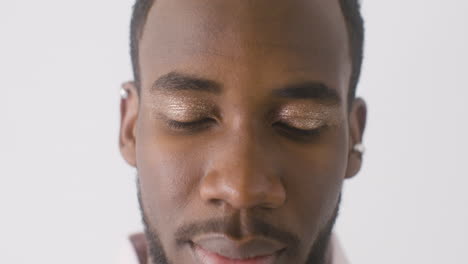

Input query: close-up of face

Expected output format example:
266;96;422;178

5;0;468;263
119;0;367;263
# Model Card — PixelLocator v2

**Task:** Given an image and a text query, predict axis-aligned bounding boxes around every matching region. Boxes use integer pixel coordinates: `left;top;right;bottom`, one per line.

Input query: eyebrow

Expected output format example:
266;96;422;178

151;71;222;94
272;81;341;105
151;71;341;104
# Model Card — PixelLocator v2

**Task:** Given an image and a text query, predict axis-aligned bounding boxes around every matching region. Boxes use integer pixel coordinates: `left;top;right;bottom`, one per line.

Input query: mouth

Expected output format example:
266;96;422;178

190;235;285;264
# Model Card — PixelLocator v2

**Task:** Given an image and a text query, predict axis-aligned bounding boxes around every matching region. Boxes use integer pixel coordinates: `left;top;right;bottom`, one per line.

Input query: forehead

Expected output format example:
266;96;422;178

139;0;351;99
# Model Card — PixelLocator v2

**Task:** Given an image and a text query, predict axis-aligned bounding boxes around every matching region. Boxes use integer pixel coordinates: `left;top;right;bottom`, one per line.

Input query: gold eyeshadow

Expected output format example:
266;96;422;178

150;96;214;122
277;103;342;130
149;93;342;131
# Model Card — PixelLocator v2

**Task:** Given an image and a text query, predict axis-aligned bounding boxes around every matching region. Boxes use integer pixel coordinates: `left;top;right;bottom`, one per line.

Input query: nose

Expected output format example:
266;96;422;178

199;131;286;210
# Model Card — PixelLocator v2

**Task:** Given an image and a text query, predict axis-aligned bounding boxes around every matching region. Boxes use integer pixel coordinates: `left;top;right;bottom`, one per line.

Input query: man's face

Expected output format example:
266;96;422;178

120;0;366;263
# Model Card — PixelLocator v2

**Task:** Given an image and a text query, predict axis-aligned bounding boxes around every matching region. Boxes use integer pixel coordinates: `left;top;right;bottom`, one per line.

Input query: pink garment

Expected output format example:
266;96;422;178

329;234;350;264
117;233;350;264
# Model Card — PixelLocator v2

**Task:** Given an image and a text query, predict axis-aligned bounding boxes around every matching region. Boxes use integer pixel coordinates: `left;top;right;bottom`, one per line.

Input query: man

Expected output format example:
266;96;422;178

118;0;366;263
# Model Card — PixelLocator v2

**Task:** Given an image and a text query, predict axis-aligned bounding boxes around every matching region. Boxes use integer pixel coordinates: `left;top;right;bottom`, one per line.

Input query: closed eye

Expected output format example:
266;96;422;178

273;122;325;140
165;119;325;138
166;118;215;132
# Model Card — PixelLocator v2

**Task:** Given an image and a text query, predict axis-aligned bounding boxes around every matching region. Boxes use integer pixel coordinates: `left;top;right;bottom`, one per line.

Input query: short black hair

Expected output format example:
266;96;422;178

129;0;364;102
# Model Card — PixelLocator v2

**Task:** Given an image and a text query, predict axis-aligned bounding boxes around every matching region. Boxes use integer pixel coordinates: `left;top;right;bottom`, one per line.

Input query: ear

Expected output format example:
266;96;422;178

345;98;367;179
119;81;139;167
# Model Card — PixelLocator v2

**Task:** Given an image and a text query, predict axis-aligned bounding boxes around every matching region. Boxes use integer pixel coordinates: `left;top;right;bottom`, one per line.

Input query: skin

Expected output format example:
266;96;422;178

119;0;367;263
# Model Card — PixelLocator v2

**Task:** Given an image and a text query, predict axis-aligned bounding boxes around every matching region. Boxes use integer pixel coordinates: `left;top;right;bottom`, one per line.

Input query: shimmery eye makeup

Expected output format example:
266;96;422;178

276;103;341;130
151;96;215;123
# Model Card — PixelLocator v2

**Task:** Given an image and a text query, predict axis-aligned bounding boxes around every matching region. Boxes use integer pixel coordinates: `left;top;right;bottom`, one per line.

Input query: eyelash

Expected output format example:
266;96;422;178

273;122;324;140
166;118;214;131
166;119;324;140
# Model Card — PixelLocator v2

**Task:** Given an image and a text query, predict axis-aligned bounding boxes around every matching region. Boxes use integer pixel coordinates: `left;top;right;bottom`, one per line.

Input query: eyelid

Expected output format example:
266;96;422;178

275;103;341;129
151;96;217;122
277;116;327;130
165;118;215;131
273;122;327;140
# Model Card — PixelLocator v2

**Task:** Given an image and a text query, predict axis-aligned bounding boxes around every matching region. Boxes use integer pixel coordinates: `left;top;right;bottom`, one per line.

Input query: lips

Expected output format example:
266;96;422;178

191;235;285;264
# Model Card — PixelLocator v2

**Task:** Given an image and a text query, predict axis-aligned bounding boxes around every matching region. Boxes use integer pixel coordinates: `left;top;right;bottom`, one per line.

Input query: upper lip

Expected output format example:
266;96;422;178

192;234;286;259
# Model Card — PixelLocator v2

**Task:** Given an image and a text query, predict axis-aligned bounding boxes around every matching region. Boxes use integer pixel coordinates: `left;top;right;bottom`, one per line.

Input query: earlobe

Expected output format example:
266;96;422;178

119;81;139;168
345;98;367;179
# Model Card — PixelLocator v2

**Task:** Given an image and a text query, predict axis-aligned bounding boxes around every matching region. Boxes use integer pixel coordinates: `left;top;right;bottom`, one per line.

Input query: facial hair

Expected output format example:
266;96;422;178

138;183;340;264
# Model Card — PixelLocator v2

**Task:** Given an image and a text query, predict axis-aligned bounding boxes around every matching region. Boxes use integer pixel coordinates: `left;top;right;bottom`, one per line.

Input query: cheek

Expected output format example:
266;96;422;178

135;118;206;230
282;126;348;235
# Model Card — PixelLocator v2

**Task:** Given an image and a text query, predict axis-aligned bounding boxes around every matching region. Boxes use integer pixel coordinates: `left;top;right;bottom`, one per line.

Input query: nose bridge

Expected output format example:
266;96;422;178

200;124;286;210
229;127;266;184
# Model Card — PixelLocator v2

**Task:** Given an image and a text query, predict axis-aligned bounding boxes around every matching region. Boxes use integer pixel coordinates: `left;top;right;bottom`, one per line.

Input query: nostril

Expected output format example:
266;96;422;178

209;198;224;206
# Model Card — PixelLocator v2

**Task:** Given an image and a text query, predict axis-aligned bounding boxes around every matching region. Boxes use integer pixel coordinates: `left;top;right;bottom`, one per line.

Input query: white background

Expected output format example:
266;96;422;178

1;1;467;263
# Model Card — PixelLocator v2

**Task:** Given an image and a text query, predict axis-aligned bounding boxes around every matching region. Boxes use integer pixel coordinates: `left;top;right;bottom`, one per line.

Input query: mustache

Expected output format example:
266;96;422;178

138;181;341;264
137;179;300;250
173;215;300;250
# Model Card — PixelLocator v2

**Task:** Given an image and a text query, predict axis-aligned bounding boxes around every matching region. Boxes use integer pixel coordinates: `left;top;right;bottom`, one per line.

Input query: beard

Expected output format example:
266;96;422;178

137;184;340;264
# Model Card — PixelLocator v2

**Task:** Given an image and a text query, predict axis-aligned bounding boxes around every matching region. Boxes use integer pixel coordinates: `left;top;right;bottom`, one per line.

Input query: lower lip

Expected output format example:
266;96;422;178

193;244;279;264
